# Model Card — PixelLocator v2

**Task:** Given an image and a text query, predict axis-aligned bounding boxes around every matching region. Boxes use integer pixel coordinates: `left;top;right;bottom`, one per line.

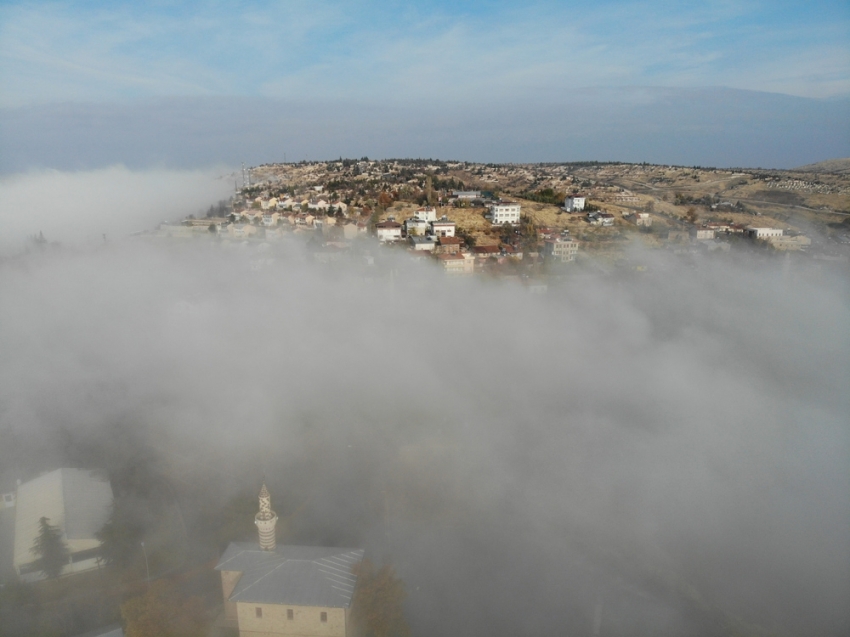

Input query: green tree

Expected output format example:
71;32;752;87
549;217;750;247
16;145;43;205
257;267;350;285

96;501;146;571
31;517;69;579
350;559;410;637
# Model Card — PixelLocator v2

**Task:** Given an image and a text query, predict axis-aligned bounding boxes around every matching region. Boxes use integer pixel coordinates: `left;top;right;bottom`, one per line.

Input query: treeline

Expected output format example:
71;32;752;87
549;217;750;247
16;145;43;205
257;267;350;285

523;188;566;205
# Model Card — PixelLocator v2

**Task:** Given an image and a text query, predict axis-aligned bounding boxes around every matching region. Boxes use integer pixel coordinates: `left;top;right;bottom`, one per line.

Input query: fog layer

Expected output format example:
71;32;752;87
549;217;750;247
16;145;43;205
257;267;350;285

0;176;848;636
0;166;233;251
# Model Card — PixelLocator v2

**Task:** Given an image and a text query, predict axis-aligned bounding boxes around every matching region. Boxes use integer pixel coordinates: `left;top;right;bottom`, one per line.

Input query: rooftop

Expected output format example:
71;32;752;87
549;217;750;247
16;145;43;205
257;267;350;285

215;542;365;608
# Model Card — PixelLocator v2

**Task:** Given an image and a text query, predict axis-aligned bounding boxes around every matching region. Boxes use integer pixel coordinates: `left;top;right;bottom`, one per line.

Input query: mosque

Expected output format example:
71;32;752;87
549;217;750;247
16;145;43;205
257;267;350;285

215;484;364;637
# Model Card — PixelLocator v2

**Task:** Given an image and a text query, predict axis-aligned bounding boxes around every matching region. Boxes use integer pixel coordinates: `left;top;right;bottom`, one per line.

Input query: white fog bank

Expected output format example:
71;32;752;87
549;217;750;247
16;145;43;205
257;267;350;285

0;166;234;252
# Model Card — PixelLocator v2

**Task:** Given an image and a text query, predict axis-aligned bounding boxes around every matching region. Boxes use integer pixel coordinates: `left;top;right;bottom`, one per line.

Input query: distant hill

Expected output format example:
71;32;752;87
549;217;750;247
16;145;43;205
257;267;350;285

794;158;850;174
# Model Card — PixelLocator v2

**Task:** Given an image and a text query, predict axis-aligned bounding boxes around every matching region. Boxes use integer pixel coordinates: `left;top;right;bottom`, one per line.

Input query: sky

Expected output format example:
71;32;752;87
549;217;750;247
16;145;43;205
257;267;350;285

0;0;848;168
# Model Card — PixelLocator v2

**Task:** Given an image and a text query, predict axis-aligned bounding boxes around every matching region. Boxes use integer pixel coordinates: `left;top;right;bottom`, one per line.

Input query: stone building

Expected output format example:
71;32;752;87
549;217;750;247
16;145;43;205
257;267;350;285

216;485;365;637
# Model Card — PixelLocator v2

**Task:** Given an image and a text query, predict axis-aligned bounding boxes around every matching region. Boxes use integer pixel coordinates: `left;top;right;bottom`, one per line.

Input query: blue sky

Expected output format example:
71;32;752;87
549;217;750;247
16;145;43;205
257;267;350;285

2;0;848;106
0;1;848;167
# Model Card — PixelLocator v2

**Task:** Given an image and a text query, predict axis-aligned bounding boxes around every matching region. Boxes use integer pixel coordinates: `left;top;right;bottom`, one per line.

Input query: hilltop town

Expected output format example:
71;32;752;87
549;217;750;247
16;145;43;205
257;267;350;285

156;158;850;277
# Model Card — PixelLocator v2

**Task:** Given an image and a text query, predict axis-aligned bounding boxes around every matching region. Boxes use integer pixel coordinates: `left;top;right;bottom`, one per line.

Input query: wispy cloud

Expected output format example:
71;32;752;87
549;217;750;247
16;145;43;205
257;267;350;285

1;0;847;107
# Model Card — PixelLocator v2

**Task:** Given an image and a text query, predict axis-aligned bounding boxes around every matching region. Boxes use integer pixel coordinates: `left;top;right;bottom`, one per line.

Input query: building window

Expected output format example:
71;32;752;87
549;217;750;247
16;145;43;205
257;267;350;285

288;609;294;620
320;612;328;623
256;607;263;618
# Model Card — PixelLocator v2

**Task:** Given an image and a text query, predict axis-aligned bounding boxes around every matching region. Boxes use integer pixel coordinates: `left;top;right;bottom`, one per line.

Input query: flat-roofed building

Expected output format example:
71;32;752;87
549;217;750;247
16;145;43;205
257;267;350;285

543;238;579;262
413;206;437;222
431;217;456;238
376;220;403;242
746;227;783;239
563;195;586;212
489;201;521;225
436;252;474;274
13;469;112;580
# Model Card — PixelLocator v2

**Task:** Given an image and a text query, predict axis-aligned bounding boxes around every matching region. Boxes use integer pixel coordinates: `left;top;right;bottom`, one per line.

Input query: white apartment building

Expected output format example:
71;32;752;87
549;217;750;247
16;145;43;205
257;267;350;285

405;217;430;236
413;206;437;222
490;201;521;225
431;217;456;237
746;227;784;239
563;195;586;212
376;220;403;242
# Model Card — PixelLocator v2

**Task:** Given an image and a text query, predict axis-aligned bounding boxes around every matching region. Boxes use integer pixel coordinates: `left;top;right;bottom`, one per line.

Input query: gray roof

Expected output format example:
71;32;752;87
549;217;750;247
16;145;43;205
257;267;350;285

216;542;364;607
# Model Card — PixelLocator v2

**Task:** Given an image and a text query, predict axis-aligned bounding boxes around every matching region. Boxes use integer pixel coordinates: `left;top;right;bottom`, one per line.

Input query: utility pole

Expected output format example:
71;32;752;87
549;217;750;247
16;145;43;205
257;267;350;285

141;541;150;585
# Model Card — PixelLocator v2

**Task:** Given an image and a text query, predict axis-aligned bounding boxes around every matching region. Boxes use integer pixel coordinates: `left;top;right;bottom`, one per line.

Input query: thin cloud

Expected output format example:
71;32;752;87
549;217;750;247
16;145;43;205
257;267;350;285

1;1;847;107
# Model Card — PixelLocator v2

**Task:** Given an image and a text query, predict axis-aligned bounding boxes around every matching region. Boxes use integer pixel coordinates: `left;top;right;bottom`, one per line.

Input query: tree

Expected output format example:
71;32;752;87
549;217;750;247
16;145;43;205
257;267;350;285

31;517;69;579
685;207;699;224
96;501;146;571
350;559;410;637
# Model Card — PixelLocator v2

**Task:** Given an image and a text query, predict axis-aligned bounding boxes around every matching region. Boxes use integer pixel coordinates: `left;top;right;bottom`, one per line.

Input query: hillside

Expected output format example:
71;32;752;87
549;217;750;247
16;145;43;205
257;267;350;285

794;158;850;174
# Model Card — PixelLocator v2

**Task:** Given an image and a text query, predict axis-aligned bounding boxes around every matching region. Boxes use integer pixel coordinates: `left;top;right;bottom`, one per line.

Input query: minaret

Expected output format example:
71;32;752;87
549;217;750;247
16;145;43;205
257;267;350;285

255;483;278;551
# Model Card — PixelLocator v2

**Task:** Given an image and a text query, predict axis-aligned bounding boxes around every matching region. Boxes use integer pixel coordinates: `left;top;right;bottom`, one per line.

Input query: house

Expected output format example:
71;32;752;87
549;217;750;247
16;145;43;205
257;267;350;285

435;236;463;255
634;212;652;227
376;220;403;242
342;222;360;240
452;191;481;200
692;228;715;240
404;217;430;237
263;211;280;227
13;469;113;580
542;237;578;262
563;195;586;212
767;235;811;251
412;206;437;222
501;244;522;260
216;485;364;637
746;227;783;240
409;236;437;252
430;217;456;238
489;201;521;225
436;252;474;274
295;213;315;227
229;224;259;238
598;213;615;227
536;227;560;241
471;245;500;262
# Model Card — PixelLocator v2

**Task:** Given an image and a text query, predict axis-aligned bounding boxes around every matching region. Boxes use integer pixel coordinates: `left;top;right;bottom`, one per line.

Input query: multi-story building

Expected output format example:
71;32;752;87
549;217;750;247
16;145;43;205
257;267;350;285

436;252;474;274
412;206;437;222
431;217;456;237
746;227;784;240
543;237;579;262
404;217;430;236
489;201;521;225
376;220;403;242
563;195;586;212
13;469;113;580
